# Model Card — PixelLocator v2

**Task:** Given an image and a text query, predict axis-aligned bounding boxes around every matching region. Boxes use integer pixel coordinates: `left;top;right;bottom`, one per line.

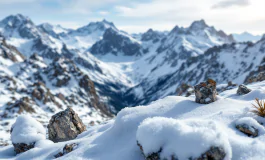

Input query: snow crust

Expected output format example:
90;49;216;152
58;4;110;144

11;115;46;144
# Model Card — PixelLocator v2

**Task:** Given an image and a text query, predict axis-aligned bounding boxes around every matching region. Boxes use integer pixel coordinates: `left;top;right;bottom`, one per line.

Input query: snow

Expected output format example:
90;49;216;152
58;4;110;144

11;115;46;144
1;81;265;159
137;117;231;159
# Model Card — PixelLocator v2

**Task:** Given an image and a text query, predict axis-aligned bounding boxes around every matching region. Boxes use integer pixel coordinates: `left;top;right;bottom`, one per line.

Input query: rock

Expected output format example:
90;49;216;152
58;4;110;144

194;79;217;104
54;143;78;158
237;85;251;95
197;147;226;160
138;142;226;160
13;143;35;154
48;108;86;143
236;124;258;137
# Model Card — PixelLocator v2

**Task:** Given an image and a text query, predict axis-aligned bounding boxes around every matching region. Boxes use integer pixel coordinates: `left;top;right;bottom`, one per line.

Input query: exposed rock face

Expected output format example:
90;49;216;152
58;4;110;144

246;71;265;84
0;35;25;62
236;124;258;137
3;97;36;118
90;28;142;56
138;142;226;160
54;143;78;158
237;85;251;95
194;79;217;104
48;108;86;143
13;143;35;154
31;82;62;109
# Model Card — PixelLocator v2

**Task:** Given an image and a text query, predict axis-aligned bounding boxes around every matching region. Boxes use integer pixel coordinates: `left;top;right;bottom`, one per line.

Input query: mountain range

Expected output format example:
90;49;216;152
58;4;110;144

0;14;265;144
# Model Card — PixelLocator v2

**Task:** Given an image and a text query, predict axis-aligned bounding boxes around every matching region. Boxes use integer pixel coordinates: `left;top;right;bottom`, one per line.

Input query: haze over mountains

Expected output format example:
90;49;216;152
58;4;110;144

0;13;265;145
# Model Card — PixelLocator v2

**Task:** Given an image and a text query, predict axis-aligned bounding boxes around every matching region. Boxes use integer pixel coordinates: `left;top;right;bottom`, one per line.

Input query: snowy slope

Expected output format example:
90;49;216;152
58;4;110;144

1;81;265;159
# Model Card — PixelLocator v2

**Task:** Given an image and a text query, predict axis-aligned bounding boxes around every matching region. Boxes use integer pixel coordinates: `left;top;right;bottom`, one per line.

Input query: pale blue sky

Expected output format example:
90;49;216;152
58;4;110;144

0;0;264;34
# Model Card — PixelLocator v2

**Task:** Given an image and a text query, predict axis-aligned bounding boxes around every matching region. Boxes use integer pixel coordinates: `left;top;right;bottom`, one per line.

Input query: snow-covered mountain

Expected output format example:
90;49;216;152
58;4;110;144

38;23;72;38
233;32;262;42
59;19;118;51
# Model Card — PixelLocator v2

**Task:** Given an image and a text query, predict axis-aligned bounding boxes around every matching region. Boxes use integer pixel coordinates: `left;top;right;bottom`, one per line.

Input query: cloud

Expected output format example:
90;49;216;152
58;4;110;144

0;0;36;4
98;11;109;16
212;0;250;9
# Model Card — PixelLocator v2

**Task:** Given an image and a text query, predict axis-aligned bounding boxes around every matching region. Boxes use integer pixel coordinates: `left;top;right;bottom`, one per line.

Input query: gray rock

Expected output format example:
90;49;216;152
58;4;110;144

237;85;251;95
194;79;217;104
13;143;35;154
48;108;86;143
54;143;78;158
197;147;226;160
236;124;258;137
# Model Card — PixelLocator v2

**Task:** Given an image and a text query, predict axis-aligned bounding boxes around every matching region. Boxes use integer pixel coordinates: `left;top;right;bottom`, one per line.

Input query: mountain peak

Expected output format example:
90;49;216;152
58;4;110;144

1;14;31;24
189;19;208;30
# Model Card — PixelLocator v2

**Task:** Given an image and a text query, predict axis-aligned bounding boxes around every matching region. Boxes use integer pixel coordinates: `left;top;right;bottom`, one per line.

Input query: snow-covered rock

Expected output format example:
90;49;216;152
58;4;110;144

11;115;46;154
137;117;231;160
235;117;264;137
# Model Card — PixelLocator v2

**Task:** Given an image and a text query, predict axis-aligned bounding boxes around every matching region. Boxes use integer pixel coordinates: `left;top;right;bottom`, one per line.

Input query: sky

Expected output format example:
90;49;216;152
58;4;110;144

0;0;264;35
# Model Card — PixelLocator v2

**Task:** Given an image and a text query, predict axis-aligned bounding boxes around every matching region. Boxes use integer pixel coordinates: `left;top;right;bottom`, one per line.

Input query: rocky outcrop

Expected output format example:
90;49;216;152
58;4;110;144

246;71;265;84
237;85;251;95
31;81;62;109
236;124;258;137
2;97;36;118
138;142;226;160
48;108;86;143
194;79;217;104
54;143;78;158
0;35;25;62
90;28;143;56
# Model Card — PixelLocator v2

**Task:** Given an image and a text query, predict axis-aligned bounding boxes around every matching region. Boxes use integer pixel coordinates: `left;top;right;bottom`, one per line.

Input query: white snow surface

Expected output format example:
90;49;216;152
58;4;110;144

11;115;46;144
1;81;265;159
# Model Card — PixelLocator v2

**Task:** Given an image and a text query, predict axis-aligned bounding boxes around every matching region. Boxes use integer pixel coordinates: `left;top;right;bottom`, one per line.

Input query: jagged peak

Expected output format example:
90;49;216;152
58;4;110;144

189;19;208;30
1;14;32;24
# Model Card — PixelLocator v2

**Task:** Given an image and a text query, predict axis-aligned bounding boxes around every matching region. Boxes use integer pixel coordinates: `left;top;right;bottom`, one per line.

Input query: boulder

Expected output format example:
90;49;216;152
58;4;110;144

236;124;258;137
194;79;217;104
54;143;78;158
48;108;86;143
237;85;251;95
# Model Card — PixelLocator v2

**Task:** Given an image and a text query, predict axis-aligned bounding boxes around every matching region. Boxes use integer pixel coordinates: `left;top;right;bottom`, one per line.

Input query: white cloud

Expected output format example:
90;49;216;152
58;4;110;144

114;0;265;34
212;0;250;9
98;11;109;16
